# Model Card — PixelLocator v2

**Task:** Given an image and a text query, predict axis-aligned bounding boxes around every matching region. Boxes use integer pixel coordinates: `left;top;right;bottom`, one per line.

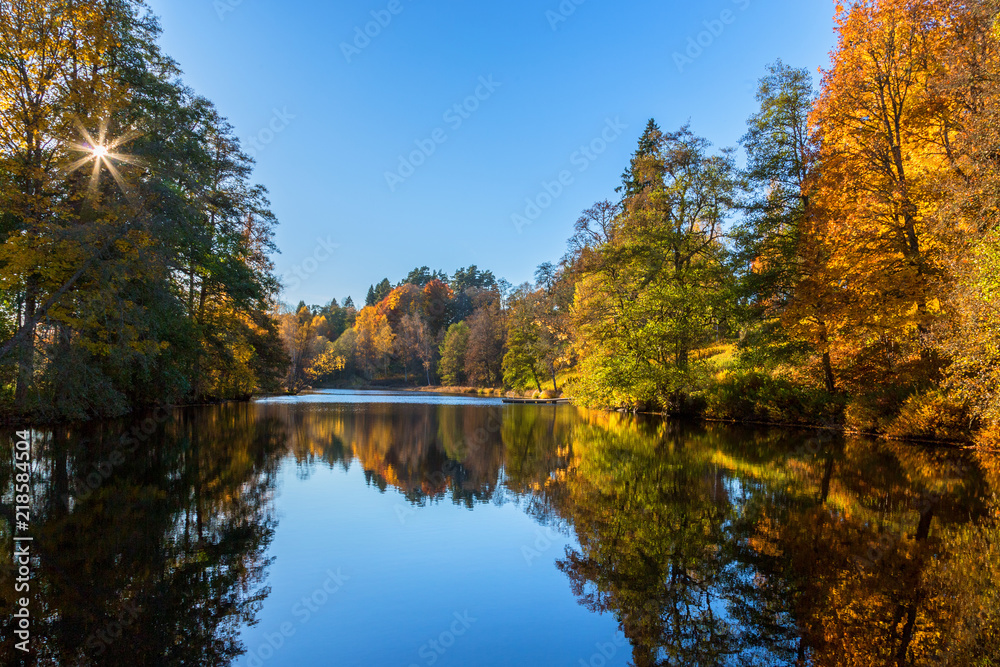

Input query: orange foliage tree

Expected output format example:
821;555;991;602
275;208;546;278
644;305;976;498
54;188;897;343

795;0;965;394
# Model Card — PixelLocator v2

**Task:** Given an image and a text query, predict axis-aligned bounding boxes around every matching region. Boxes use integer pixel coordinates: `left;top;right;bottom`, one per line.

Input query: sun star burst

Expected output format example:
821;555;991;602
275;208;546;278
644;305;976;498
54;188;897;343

65;118;143;204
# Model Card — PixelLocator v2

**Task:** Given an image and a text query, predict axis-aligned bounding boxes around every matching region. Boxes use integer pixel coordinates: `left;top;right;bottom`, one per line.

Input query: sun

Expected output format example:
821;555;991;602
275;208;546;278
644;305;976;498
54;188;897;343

65;118;143;203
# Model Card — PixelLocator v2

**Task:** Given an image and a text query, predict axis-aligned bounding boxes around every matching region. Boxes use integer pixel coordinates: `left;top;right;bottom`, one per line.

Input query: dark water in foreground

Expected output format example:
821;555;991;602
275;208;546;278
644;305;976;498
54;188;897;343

1;390;998;666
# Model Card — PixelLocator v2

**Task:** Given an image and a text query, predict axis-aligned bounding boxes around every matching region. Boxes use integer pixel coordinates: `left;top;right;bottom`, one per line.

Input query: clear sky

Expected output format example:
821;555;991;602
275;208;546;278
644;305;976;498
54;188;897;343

144;0;836;307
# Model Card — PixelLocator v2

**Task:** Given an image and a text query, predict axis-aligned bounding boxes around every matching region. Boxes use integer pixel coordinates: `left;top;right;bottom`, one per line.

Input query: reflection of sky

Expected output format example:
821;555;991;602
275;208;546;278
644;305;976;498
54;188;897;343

255;388;504;407
238;454;628;667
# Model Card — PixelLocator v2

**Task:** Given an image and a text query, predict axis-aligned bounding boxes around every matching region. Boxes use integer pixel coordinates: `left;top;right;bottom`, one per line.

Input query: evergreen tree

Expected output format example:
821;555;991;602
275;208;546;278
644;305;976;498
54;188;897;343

374;278;392;303
619;118;663;197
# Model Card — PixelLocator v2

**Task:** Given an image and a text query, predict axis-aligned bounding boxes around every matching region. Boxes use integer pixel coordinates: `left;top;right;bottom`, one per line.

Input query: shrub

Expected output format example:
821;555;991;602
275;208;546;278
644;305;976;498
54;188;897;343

704;371;845;425
884;390;971;441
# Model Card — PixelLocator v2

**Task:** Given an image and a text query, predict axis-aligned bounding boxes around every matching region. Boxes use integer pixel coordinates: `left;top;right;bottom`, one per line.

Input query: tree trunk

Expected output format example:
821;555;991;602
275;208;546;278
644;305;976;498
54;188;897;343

822;351;836;394
14;278;38;408
817;321;837;393
530;367;542;392
820;455;835;505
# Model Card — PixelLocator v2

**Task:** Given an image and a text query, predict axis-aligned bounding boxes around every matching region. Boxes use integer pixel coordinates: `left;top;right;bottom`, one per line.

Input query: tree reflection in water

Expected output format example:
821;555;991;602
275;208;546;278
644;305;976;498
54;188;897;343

2;401;998;666
265;402;1000;666
0;404;285;666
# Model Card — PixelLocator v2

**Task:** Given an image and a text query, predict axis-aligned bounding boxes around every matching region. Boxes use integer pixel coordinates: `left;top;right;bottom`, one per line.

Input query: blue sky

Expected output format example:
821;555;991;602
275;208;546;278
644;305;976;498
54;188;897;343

145;0;836;307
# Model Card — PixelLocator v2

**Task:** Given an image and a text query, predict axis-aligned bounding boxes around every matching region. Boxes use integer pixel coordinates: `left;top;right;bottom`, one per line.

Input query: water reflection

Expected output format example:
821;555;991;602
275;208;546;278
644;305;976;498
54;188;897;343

2;396;998;666
0;406;285;666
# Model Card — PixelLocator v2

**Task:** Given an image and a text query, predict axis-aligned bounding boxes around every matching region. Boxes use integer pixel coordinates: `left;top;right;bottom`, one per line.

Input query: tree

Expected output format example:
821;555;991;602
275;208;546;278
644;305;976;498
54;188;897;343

279;304;328;392
619;118;664;198
380;283;423;330
422;278;454;336
503;287;545;392
451;266;496;292
317;299;349;341
465;296;505;387
403;266;448;287
397;313;434;385
733;62;831;384
572;125;738;409
354;307;394;379
374;278;392;303
800;0;963;395
0;0;286;419
439;322;470;386
935;0;1000;443
503;283;566;392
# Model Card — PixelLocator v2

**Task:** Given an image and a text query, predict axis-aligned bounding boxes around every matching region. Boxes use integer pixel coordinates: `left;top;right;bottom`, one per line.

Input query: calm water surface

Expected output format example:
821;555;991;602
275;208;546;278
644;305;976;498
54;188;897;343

2;390;998;666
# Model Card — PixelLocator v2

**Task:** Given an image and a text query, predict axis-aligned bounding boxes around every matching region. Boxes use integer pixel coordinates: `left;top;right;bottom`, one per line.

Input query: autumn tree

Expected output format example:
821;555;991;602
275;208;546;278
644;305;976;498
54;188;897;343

801;0;964;395
394;313;432;385
0;0;285;418
465;293;505;387
422;278;454;336
279;304;329;392
380;283;424;331
934;0;1000;442
354;306;394;379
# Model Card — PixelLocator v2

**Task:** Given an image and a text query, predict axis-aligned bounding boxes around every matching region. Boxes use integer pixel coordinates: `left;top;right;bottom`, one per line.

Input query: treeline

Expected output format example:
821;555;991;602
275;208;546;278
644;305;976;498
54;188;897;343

300;0;1000;445
278;265;514;391
0;0;286;421
568;0;1000;444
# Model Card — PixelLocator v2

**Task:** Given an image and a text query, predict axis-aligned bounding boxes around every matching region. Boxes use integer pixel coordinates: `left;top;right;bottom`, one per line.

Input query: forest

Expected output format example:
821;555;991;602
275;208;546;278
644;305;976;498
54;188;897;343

0;0;286;422
2;0;999;447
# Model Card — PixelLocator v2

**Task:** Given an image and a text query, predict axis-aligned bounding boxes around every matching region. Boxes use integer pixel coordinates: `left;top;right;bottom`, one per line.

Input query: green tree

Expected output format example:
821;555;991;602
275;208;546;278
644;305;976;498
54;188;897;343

503;282;565;392
572;125;738;409
374;278;392;303
733;62;818;371
451;266;496;292
439;322;470;386
403;266;448;287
